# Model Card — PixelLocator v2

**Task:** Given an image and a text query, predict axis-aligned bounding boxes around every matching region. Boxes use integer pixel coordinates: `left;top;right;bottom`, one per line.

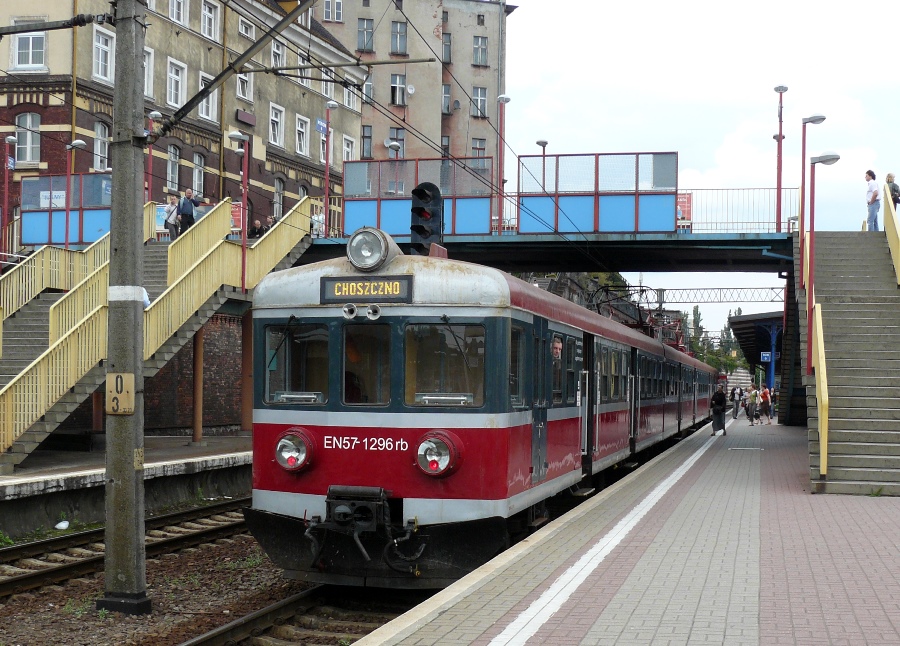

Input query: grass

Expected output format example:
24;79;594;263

218;547;265;570
62;598;94;618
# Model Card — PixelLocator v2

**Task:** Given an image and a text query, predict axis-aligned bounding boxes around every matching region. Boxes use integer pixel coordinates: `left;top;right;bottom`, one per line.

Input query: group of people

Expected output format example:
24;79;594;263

248;215;277;239
864;170;900;232
710;382;774;435
163;188;204;241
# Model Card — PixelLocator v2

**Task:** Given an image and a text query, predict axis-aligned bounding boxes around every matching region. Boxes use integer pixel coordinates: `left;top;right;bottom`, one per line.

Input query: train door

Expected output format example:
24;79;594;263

629;348;639;454
531;320;549;484
579;335;593;476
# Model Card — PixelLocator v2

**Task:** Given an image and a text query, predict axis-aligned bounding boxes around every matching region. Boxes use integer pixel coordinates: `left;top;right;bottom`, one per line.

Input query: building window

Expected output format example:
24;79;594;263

198;73;217;121
237;69;253;101
94;122;109;170
295;115;310;156
361;125;372;159
270;103;285;147
322;68;335;99
473;36;488;66
363;74;373;104
13;21;46;70
390;74;406;106
167;58;187;107
167;145;180;190
472;137;486;167
143;48;154;97
442;10;448;22
170;0;186;25
471;86;487;117
388;127;405;158
201;1;219;40
14;113;39;164
442;84;451;114
391;22;407;54
324;0;342;21
271;40;284;69
93;26;115;82
238;17;255;39
344;84;358;111
193;153;205;195
442;135;450;158
357;18;374;51
319;130;333;165
477;14;485;26
442;33;451;63
394;0;402;9
342;135;355;162
274;178;284;219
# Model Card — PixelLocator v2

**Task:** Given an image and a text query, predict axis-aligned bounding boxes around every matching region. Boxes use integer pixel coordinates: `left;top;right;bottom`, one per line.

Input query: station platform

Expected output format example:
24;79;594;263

359;418;900;645
0;435;252;539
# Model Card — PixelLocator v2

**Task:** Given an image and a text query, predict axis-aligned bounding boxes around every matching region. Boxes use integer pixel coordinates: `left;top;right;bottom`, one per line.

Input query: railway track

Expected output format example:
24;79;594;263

181;585;430;645
0;497;251;598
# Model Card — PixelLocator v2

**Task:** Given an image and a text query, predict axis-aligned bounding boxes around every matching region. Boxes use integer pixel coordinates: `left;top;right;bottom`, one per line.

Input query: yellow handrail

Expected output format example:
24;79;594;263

48;264;110;343
245;197;312;285
802;234;810;294
0;306;108;450
811;303;829;477
167;198;233;285
883;184;900;285
144;201;158;242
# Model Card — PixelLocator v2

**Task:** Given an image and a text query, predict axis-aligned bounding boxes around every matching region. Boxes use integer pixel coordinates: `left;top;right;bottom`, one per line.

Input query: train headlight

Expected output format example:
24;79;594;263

346;227;401;272
275;430;314;471
415;431;462;477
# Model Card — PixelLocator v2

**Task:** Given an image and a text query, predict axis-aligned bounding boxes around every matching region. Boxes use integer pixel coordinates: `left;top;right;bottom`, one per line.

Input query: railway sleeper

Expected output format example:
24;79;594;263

270;624;368;642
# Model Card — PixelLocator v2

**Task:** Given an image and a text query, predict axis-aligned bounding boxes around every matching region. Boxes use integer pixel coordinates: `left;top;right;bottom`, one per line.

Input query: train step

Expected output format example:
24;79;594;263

569;486;595;497
529;516;550;530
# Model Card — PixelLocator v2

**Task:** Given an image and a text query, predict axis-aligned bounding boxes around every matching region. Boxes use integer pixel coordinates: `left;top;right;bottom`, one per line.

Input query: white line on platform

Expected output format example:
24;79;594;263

489;430;720;646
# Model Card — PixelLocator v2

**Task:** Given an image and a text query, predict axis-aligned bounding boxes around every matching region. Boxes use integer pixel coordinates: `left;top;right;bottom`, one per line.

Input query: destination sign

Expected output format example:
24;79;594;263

321;275;413;304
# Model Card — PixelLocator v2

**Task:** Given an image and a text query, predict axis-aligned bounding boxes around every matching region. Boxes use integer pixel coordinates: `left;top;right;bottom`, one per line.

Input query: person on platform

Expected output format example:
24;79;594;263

164;193;180;241
248;219;268;239
747;384;759;425
711;384;728;436
729;385;744;420
177;188;203;236
759;383;773;425
866;170;881;232
887;173;900;211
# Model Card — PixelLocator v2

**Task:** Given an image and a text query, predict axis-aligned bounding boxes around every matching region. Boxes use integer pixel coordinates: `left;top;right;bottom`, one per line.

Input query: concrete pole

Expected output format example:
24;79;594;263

192;326;205;445
98;0;150;616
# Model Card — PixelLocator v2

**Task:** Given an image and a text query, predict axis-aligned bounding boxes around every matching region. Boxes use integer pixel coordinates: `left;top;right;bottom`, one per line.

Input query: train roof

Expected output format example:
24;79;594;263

255;252;715;372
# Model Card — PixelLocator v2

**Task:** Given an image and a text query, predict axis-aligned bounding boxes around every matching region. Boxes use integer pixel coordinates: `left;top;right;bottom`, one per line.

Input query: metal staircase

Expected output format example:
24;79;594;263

0;198;315;473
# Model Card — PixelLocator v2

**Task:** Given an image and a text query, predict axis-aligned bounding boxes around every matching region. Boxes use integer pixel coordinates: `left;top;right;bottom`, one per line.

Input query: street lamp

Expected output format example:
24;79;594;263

322;99;339;237
64;139;87;249
774;85;788;232
799;113;826;289
2;135;16;259
145;110;162;203
806;151;840;375
536;139;548;191
497;95;511;233
228;130;250;292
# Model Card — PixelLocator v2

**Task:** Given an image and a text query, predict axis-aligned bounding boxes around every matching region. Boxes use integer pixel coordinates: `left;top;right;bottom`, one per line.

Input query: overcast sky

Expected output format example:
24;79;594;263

500;0;899;333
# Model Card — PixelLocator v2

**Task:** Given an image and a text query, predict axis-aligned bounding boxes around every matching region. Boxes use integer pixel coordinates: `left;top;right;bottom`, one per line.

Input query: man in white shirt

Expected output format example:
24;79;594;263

866;170;881;231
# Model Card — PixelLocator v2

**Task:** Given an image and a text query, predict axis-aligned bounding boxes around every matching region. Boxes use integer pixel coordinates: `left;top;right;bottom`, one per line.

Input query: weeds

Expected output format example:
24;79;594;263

0;531;13;547
62;598;93;618
869;487;884;497
218;547;265;570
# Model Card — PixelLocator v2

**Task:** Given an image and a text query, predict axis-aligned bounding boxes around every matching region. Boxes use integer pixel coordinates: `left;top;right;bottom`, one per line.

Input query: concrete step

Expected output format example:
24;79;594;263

812;452;900;470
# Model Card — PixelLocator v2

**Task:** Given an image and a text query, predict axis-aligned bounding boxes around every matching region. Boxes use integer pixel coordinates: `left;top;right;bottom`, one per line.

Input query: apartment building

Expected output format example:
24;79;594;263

0;0;365;240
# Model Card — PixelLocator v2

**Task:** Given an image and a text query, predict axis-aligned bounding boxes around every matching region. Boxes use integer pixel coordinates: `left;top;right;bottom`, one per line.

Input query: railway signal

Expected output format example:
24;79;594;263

410;182;442;255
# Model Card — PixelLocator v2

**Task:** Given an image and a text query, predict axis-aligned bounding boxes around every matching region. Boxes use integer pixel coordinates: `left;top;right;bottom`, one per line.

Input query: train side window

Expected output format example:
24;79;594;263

621;352;628;401
565;339;576;403
551;335;563;404
344;324;391;405
405;323;485;407
600;346;609;402
610;350;619;401
265;323;329;404
509;326;526;408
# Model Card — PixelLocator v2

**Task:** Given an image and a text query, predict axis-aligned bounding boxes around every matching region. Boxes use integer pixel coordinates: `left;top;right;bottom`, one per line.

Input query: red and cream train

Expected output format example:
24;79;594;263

243;228;717;588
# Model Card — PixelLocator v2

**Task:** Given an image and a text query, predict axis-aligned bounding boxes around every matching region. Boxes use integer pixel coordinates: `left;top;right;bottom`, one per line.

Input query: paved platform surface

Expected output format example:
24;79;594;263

359;417;900;645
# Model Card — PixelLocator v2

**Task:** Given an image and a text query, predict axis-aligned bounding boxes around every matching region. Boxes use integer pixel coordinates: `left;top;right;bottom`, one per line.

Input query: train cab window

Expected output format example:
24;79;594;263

344;325;391;405
265;324;329;404
565;339;576;403
509;326;526;408
405;324;484;407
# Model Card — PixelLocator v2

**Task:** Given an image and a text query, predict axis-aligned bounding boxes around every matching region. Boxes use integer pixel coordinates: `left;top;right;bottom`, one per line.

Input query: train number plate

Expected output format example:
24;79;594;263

320;276;412;304
323;436;410;451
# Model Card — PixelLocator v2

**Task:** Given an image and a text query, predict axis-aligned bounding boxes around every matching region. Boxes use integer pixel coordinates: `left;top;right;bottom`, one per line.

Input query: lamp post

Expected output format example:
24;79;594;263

799;114;825;289
536;139;548;191
64;139;87;249
145;110;161;203
228;130;250;293
322;99;339;237
806;152;840;375
387;141;401;206
2;135;16;259
774;85;788;232
497;95;510;233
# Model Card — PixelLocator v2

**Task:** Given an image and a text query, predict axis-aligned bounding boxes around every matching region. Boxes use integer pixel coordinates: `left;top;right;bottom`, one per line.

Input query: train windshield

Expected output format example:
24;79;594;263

265;324;329;404
343;325;391;405
405;324;485;407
